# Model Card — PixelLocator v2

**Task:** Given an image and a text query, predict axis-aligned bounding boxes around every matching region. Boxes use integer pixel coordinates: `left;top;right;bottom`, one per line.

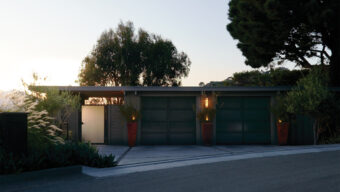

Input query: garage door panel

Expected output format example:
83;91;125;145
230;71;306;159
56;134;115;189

142;97;167;109
217;133;242;144
216;110;242;120
244;110;269;120
141;96;196;145
244;133;270;144
217;98;242;109
169;134;195;144
142;110;167;121
141;122;167;133
244;97;269;109
169;122;195;133
217;121;242;132
142;134;167;145
217;96;271;144
168;110;195;121
168;98;195;109
244;121;270;133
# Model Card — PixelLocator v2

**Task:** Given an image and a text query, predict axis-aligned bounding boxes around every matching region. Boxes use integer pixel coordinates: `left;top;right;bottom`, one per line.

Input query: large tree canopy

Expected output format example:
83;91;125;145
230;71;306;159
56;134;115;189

227;0;340;85
78;22;191;86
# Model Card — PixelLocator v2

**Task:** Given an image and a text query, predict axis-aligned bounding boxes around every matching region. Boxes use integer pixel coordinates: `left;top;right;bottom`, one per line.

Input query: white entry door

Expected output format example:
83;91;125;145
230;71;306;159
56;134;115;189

82;106;104;143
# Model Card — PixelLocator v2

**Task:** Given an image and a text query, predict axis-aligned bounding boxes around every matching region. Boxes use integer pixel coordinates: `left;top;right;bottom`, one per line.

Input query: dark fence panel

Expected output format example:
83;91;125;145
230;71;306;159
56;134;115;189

0;112;27;154
289;115;314;145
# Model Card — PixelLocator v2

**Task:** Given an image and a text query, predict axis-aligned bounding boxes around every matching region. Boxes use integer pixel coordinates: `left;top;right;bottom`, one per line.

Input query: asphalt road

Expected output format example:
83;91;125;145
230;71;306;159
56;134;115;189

2;150;340;192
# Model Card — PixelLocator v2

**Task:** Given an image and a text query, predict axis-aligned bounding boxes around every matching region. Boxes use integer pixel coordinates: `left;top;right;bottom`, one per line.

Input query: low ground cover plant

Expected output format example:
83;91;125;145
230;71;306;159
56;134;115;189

0;76;116;174
0;142;115;174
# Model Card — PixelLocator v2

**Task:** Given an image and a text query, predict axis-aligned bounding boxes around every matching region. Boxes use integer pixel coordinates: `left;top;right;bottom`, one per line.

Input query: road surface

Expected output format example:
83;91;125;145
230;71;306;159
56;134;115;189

2;150;340;192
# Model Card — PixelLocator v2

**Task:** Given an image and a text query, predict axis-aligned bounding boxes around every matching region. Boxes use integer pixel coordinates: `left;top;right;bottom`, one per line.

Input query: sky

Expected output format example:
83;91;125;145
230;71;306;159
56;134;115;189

0;0;257;91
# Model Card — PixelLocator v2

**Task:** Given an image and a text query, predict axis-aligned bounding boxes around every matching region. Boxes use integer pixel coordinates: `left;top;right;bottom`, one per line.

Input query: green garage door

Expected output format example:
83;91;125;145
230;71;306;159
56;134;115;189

216;97;271;144
141;97;196;145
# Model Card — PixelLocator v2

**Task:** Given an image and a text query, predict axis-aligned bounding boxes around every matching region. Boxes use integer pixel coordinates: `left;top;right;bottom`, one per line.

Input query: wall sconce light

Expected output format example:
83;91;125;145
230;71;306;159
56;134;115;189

204;98;209;108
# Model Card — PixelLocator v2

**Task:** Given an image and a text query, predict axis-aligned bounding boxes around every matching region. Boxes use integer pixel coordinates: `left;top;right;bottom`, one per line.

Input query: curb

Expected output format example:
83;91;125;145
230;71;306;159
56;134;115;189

0;165;82;185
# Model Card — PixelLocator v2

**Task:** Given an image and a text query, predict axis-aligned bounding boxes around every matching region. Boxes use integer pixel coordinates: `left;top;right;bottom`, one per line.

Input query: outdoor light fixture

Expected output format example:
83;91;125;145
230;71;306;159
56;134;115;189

132;115;136;121
205;98;209;108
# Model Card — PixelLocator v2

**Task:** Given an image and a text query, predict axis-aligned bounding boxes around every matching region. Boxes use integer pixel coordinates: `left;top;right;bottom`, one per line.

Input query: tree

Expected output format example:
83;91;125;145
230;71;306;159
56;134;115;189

284;67;330;144
225;68;309;86
78;21;191;86
204;68;308;87
24;73;81;129
227;0;340;85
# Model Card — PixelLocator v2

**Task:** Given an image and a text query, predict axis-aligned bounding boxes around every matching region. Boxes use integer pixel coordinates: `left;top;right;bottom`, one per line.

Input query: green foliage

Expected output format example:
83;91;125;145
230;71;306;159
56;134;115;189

227;0;340;85
271;95;290;122
283;67;331;144
24;99;65;148
197;108;216;122
78;21;191;86
28;87;81;126
119;104;140;122
316;96;340;143
223;68;308;86
22;73;81;128
285;68;330;116
0;142;116;175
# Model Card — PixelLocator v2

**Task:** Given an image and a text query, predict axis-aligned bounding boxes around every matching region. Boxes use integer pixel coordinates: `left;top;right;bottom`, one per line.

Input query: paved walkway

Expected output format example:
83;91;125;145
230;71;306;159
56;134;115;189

90;144;340;178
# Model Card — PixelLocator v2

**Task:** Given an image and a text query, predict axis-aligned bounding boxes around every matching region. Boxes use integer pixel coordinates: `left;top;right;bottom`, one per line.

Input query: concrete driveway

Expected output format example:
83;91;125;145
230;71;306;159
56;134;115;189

95;144;340;168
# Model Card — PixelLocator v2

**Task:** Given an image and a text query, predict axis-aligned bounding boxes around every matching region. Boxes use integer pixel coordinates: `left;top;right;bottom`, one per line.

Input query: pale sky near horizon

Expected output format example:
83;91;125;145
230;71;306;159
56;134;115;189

1;0;261;91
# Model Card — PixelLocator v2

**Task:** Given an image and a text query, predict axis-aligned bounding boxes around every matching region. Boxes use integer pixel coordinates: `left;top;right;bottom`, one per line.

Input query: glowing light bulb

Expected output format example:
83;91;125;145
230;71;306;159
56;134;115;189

205;115;209;121
278;119;282;123
205;98;209;108
132;115;136;121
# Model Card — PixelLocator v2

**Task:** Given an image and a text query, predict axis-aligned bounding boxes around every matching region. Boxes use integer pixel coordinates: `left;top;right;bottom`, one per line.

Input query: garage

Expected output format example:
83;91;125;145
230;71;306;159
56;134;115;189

216;96;271;144
141;96;196;145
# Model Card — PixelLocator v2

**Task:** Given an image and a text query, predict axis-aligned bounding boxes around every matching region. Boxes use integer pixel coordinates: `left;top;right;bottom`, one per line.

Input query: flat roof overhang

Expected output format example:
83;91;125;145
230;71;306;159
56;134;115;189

34;86;340;98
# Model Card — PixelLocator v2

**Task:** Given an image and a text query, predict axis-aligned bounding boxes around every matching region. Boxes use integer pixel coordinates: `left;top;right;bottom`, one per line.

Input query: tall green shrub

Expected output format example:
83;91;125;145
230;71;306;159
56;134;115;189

284;67;330;144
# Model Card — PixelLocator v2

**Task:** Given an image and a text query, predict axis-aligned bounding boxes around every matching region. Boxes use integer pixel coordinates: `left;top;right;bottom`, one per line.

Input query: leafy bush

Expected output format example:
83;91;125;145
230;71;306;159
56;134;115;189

197;108;216;122
28;86;81;127
271;95;291;122
206;68;309;87
119;104;140;122
284;67;331;144
0;142;116;175
285;68;330;115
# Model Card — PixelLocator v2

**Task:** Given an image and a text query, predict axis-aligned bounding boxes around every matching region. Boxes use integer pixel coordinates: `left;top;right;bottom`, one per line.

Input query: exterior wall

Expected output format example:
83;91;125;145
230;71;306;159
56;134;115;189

107;105;126;145
71;90;281;145
195;96;201;144
66;110;79;141
124;94;141;144
270;95;278;144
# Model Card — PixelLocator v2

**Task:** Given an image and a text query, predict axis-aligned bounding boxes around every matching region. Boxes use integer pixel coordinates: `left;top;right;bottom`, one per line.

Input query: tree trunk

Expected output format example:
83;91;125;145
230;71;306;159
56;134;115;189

313;119;317;145
330;45;340;86
329;4;340;86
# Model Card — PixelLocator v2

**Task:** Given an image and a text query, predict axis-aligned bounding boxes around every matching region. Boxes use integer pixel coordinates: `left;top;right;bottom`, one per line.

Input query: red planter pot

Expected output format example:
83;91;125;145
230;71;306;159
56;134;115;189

127;122;137;147
202;122;213;145
277;122;289;145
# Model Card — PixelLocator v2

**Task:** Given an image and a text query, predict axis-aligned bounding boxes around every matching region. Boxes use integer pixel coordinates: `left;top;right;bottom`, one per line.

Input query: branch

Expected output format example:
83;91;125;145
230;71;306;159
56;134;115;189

298;56;313;68
309;49;331;59
321;45;325;65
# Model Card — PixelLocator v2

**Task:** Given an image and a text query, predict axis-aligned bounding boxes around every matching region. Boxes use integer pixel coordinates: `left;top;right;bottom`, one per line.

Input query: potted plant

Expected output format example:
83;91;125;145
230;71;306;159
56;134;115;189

119;104;140;147
197;108;216;145
272;96;290;145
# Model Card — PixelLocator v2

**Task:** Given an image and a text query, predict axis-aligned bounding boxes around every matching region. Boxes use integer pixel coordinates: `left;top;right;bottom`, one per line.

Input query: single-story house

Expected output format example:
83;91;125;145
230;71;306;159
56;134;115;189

48;86;339;145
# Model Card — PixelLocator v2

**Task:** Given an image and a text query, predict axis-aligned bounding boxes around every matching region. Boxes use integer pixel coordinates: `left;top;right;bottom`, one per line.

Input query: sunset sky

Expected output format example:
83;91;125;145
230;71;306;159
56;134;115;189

0;0;267;91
